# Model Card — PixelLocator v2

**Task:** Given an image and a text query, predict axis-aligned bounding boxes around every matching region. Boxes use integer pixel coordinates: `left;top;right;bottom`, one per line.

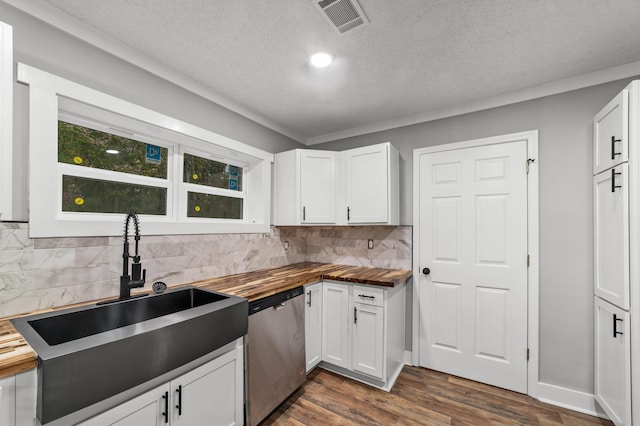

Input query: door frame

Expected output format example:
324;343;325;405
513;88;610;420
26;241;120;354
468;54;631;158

411;130;539;397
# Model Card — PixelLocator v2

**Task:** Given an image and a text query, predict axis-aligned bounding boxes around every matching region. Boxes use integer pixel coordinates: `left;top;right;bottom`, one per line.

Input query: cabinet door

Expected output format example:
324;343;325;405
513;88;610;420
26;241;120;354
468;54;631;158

351;303;384;379
0;375;15;426
594;297;631;426
594;164;630;309
172;348;243;426
78;384;167;426
300;150;336;224
345;144;389;223
305;282;323;372
322;282;350;368
594;89;628;175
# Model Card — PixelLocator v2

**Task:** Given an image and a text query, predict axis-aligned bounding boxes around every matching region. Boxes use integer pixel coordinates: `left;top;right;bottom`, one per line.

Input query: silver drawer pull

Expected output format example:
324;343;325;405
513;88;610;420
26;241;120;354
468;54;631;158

358;294;375;300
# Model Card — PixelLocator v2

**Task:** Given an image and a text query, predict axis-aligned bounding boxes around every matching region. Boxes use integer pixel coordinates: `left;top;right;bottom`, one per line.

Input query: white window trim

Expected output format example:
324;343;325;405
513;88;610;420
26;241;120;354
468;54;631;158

17;63;273;237
0;22;13;220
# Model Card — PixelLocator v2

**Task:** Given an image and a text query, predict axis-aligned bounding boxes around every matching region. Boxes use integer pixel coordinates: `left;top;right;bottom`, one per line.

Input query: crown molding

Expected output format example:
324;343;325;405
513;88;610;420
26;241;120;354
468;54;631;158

305;60;640;145
2;0;305;143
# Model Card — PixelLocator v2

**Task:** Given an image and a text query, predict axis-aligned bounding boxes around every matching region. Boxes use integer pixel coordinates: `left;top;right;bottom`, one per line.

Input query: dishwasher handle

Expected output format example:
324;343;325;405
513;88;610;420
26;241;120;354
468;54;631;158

274;301;288;310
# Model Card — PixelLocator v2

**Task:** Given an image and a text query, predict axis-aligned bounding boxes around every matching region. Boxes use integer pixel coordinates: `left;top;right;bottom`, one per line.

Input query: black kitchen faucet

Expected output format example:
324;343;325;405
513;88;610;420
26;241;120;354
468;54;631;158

120;211;146;300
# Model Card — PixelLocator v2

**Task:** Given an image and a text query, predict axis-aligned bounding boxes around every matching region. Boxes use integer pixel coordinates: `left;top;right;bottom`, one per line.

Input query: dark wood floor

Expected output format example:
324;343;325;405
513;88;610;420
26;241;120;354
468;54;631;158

262;366;613;425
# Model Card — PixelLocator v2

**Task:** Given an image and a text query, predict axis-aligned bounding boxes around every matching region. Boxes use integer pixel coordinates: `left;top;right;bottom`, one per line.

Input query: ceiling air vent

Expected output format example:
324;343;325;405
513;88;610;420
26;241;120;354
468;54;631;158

315;0;368;34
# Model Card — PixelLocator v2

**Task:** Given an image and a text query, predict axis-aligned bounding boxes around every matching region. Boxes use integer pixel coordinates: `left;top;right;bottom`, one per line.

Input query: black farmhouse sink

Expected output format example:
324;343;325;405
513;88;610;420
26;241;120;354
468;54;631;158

12;287;247;424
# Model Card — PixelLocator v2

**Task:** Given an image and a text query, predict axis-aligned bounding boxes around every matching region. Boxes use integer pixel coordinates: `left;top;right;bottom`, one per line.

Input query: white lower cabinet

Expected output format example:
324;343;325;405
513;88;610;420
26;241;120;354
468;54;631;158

0;369;37;426
315;280;406;391
322;282;350;369
305;282;323;372
351;303;384;379
595;297;631;426
80;341;243;426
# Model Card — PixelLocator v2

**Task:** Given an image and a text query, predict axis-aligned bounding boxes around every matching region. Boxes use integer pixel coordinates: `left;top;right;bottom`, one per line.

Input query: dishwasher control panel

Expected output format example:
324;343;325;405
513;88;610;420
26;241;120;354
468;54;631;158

248;286;304;315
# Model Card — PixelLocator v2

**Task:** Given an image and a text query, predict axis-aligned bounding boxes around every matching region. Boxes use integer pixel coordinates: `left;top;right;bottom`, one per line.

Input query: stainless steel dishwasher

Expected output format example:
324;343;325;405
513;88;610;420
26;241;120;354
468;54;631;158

246;286;306;426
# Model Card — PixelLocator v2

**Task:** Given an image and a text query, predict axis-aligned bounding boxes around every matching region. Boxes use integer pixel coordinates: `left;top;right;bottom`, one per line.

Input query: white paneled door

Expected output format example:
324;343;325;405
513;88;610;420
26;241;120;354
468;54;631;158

417;139;529;393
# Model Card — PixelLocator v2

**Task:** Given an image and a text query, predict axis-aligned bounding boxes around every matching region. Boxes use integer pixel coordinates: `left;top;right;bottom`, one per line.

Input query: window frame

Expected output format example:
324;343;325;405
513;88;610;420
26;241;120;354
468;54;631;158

18;63;273;237
178;146;247;221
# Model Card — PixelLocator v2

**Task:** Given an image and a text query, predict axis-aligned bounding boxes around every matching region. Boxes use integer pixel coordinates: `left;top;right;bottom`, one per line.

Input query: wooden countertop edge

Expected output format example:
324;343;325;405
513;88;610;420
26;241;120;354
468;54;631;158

0;262;412;378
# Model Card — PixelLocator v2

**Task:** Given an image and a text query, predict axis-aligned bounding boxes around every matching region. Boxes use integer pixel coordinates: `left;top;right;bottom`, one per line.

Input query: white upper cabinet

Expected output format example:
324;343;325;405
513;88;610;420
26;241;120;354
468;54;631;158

342;142;399;225
594;89;628;175
274;149;336;225
274;143;399;226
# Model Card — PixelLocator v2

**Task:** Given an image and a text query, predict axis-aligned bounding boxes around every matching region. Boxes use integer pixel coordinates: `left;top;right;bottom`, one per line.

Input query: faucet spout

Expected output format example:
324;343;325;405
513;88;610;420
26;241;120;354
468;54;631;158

120;211;146;300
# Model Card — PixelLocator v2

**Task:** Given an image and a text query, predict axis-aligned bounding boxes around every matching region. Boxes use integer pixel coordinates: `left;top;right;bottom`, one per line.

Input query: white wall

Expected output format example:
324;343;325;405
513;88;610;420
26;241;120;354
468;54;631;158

313;78;639;395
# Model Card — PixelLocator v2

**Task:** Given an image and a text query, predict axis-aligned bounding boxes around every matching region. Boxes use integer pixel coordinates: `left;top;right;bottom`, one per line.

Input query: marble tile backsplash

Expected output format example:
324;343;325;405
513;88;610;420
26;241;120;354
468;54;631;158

280;226;412;270
0;223;411;317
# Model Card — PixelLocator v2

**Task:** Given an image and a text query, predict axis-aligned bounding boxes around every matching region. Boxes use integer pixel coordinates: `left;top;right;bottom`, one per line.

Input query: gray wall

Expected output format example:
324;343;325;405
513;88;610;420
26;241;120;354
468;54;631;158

2;2;304;219
313;78;638;394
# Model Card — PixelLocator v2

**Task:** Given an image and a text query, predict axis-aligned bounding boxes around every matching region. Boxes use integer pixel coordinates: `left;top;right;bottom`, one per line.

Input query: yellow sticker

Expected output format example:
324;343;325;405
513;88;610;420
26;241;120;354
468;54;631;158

194;205;201;212
73;156;83;165
192;173;198;180
74;197;84;205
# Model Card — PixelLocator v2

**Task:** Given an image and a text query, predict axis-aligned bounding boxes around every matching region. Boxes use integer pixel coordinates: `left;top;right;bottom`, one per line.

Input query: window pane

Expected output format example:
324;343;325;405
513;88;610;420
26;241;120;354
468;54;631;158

58;121;168;179
183;153;242;191
187;192;243;219
62;175;167;215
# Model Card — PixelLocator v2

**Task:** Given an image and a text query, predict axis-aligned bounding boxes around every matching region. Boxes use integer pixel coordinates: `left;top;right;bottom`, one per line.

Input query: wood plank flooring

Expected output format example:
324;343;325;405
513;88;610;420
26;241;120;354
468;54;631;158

262;366;613;426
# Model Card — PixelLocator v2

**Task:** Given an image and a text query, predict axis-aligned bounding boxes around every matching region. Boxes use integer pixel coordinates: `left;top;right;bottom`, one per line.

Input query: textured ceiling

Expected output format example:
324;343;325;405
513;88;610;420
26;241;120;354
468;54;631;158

36;0;640;143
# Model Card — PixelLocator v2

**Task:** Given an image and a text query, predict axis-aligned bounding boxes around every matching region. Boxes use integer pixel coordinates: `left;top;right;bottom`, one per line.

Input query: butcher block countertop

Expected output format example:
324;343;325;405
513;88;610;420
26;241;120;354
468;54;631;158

0;262;411;379
190;261;412;301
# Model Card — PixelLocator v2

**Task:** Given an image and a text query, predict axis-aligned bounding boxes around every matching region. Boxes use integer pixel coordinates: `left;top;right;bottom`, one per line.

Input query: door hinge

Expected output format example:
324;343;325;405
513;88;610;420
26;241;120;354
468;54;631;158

526;158;535;174
527;348;530;361
527;254;530;267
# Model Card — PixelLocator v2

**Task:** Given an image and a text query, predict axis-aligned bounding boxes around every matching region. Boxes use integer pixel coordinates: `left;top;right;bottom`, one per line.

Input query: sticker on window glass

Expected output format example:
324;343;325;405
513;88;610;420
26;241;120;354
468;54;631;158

229;165;238;177
145;144;161;165
229;178;238;191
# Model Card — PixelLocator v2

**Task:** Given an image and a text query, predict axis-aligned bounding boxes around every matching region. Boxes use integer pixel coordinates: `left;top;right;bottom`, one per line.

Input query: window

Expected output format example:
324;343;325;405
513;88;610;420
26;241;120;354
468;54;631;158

18;63;273;237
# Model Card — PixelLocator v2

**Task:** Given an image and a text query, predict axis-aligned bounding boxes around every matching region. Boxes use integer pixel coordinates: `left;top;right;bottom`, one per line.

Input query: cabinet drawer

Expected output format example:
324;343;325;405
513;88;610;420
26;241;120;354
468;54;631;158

353;285;384;307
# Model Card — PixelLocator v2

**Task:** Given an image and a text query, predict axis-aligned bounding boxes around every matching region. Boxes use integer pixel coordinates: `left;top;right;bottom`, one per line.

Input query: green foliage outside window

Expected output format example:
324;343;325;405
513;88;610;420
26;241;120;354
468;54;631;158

187;192;243;219
58;121;244;219
62;176;167;215
58;121;168;178
183;153;242;191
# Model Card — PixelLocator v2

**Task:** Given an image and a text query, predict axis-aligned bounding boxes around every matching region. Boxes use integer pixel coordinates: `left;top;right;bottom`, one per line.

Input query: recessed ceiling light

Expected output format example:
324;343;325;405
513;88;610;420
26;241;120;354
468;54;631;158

310;52;333;68
105;149;120;155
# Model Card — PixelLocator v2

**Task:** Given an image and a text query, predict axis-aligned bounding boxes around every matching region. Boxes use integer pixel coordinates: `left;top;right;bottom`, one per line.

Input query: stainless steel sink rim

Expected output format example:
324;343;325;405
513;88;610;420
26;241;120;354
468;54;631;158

13;287;231;360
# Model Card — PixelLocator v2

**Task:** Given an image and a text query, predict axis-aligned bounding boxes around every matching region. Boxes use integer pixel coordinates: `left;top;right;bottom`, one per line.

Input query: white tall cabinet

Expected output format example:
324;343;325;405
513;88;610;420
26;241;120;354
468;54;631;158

593;81;639;426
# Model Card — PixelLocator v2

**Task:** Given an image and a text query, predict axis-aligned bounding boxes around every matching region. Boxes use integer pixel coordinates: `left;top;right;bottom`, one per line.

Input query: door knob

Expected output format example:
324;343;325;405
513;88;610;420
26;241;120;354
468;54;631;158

422;267;430;275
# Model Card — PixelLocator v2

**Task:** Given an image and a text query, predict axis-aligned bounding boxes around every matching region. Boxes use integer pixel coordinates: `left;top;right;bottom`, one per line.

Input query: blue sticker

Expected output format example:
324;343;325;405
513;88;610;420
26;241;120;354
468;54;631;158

229;165;238;177
229;178;238;191
145;144;161;165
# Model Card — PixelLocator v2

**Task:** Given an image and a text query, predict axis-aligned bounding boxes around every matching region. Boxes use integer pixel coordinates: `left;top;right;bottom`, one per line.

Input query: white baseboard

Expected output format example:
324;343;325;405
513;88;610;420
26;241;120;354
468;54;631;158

537;382;609;419
404;350;412;365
